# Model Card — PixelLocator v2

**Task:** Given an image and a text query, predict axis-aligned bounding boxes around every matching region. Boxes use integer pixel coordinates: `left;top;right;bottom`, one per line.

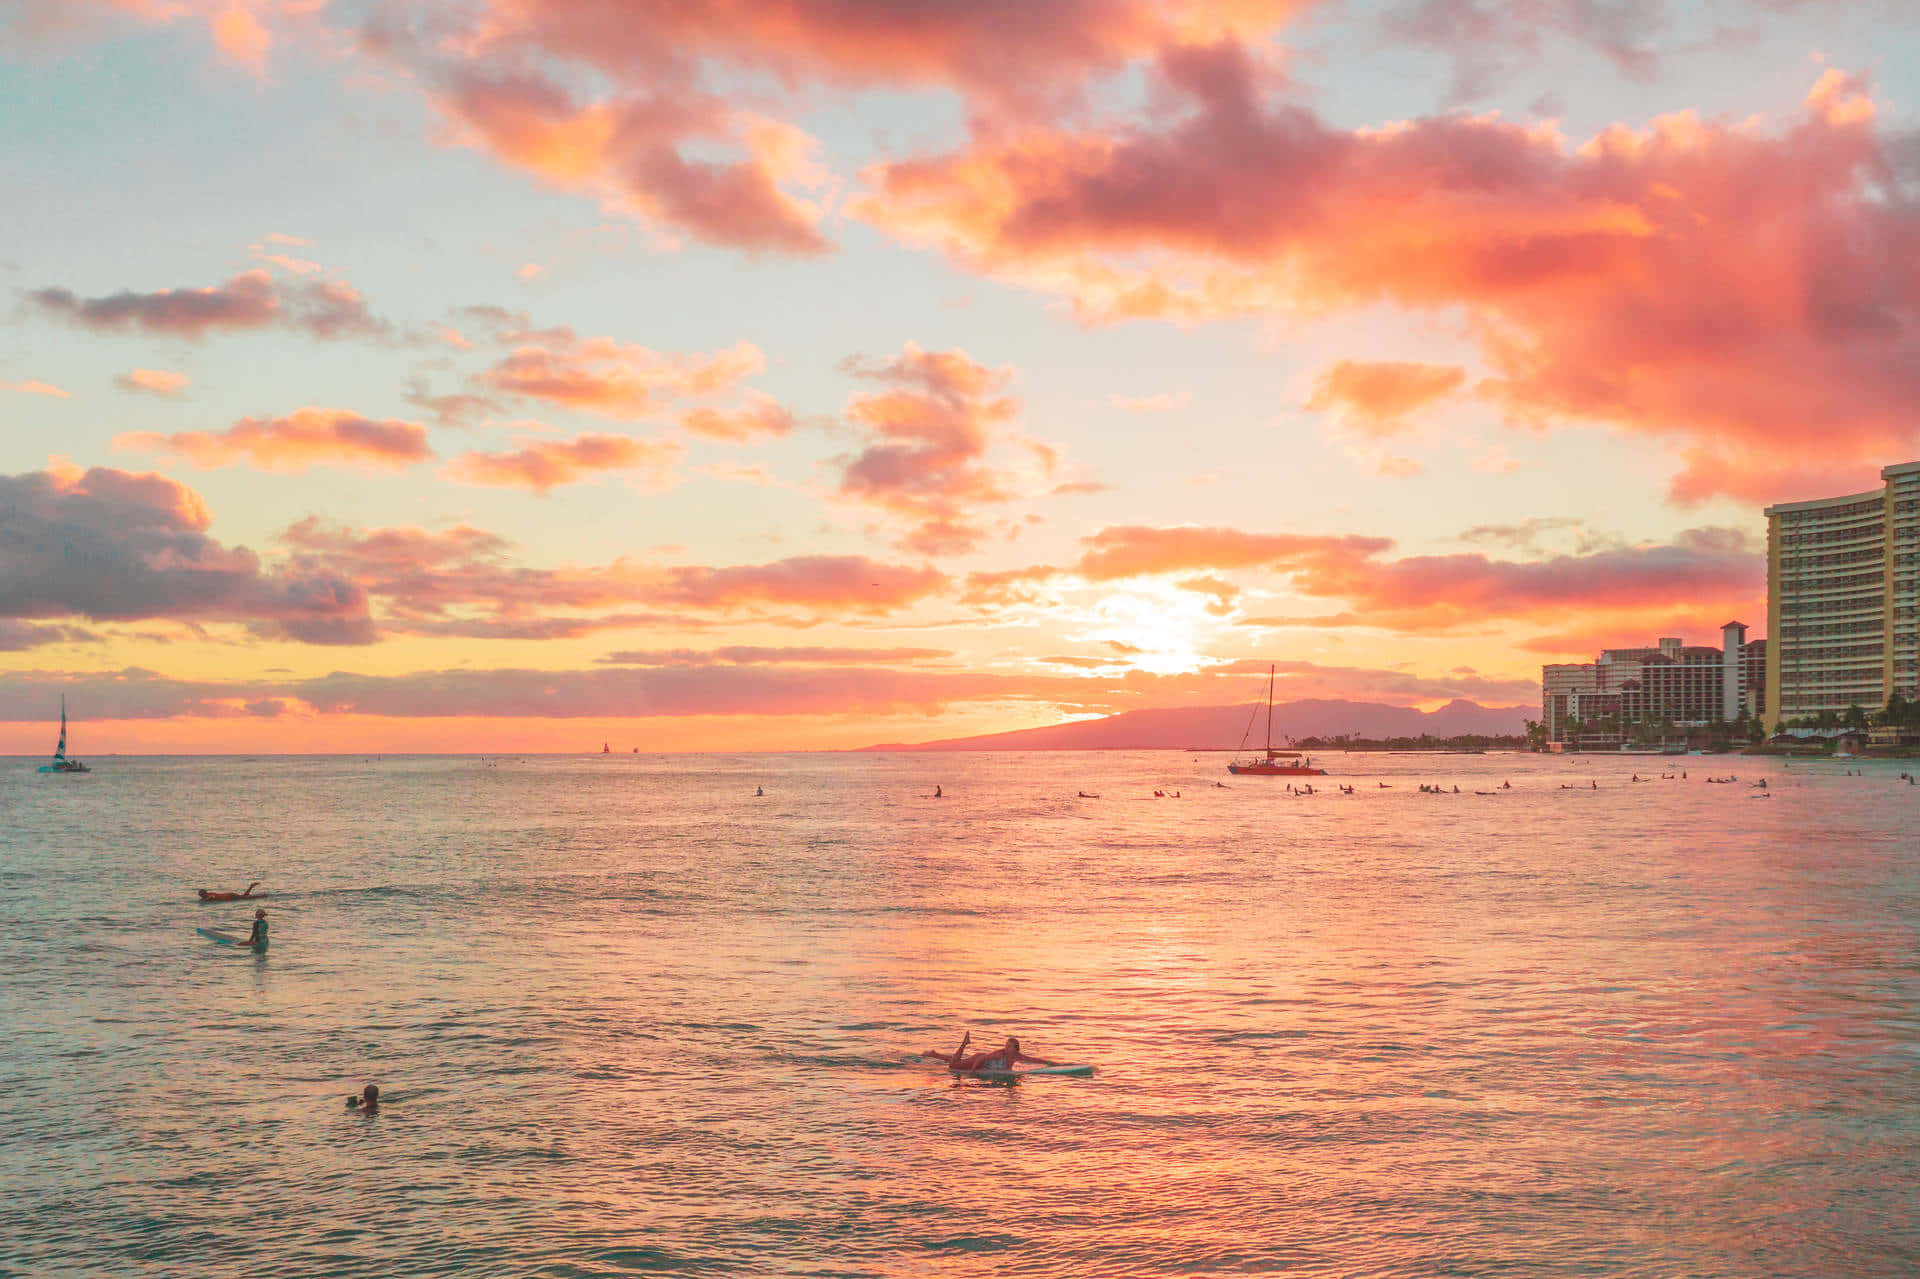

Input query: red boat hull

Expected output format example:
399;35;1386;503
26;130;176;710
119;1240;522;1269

1228;762;1327;776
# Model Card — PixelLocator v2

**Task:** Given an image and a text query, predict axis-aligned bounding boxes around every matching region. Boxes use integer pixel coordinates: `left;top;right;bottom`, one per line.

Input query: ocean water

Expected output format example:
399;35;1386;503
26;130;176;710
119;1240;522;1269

3;750;1917;1277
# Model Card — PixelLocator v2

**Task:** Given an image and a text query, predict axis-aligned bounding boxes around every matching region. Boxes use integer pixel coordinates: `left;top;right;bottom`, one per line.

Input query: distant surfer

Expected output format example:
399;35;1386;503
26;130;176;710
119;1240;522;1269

934;785;943;798
346;1083;379;1114
755;786;764;797
198;882;259;902
922;1031;1057;1074
242;908;269;953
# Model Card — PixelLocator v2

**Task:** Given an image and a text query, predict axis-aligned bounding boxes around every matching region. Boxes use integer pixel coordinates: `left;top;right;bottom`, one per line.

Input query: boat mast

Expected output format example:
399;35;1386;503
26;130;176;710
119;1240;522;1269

1265;665;1274;756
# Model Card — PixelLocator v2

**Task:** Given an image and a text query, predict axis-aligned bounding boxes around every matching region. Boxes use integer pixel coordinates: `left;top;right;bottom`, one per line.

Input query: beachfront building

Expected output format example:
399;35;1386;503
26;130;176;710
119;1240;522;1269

1541;628;1764;748
1765;461;1920;729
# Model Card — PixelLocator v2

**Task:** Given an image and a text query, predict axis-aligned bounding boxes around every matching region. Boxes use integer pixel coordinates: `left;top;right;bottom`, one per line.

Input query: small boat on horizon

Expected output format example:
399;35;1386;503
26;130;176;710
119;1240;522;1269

37;695;91;774
1227;666;1326;777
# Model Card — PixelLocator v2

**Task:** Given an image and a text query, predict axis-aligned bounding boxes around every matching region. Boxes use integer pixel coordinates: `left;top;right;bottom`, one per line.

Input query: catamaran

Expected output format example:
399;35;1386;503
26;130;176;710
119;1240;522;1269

1227;665;1326;777
37;695;91;774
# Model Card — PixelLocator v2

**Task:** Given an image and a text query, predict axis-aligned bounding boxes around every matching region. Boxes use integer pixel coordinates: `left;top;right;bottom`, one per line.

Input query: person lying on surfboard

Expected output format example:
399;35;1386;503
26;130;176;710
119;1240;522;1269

922;1031;1057;1073
198;882;260;902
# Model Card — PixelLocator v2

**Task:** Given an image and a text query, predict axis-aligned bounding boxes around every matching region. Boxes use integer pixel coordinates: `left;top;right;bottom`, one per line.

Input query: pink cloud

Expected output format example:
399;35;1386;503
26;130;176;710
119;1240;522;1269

32;268;390;342
446;432;682;494
0;465;373;644
858;51;1920;502
117;408;433;472
836;343;1054;554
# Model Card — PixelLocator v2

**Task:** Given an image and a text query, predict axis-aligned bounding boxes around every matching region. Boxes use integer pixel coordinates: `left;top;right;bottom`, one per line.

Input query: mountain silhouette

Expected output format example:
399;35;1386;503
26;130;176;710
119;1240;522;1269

859;698;1529;751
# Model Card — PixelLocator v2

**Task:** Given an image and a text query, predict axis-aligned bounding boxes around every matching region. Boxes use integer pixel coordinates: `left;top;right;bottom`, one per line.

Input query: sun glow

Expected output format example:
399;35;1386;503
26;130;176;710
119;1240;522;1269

1079;581;1227;676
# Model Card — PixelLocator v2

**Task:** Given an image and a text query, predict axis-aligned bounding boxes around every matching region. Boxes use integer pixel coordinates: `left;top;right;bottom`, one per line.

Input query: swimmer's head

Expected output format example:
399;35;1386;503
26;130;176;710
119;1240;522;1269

363;1084;379;1104
1004;1037;1020;1056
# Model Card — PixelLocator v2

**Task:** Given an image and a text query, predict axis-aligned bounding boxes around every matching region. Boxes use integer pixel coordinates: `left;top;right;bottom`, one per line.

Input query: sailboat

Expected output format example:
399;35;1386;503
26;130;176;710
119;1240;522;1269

1227;665;1326;777
37;695;91;774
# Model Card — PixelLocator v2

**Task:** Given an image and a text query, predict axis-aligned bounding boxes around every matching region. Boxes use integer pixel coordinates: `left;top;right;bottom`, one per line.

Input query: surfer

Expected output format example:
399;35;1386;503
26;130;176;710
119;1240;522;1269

922;1031;1058;1073
934;785;943;798
346;1083;379;1114
242;908;269;953
198;882;259;902
755;786;764;797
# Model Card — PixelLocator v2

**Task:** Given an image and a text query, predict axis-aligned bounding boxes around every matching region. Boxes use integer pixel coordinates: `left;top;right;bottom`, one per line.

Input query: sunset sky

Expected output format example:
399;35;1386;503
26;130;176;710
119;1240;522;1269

2;0;1916;751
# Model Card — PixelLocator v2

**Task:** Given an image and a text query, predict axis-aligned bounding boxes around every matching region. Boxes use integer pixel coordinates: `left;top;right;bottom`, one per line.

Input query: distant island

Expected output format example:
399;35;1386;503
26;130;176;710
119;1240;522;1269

859;698;1530;752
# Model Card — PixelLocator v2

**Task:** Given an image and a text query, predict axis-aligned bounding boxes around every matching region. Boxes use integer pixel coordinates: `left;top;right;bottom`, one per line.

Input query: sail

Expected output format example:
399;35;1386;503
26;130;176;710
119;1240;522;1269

53;695;67;762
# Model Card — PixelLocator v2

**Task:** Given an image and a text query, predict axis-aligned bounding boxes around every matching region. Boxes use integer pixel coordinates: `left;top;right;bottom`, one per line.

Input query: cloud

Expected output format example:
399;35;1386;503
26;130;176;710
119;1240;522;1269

1305;360;1466;436
0;379;70;398
386;56;831;255
0;654;1530;728
446;432;682;494
115;368;191;398
117;408;433;472
680;392;796;442
276;518;950;629
5;0;306;77
599;646;952;666
835;343;1057;554
858;51;1920;503
0;620;101;651
31;268;390;342
0;465;374;644
1074;525;1393;580
1106;390;1191;412
476;332;763;419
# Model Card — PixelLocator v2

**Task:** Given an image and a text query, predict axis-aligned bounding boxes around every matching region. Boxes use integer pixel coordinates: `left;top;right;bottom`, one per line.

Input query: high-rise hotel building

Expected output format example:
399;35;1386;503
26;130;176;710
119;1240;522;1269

1765;461;1920;728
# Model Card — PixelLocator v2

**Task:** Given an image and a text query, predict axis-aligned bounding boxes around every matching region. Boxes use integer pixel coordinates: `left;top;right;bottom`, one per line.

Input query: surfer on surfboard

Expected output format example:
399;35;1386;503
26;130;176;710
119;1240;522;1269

242;908;269;952
921;1031;1057;1073
198;882;259;901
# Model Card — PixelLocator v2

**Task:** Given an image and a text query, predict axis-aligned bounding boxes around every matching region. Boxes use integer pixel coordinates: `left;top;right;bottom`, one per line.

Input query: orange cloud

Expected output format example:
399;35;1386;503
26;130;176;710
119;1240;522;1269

476;332;763;419
117;408;433;472
1075;525;1392;579
1306;360;1466;436
446;433;682;494
1;379;70;398
680;393;796;442
858;48;1920;502
115;369;191;398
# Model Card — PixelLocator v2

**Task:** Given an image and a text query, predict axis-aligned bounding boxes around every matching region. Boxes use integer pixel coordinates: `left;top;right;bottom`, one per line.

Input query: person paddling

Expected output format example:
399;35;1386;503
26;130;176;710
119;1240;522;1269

923;1031;1057;1073
198;882;259;902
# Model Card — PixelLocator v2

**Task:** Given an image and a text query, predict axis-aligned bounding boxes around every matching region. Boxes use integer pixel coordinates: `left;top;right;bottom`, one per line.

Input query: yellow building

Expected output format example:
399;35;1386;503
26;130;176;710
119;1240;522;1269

1765;461;1920;729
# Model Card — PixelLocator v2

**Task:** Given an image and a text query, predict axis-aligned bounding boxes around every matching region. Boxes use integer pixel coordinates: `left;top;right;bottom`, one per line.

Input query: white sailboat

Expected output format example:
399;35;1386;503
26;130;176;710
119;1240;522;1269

36;695;90;774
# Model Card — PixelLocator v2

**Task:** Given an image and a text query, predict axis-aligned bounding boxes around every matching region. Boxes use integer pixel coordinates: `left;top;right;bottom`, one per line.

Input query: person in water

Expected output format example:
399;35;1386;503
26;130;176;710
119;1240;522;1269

346;1083;379;1113
934;785;943;798
243;908;269;952
923;1031;1058;1073
198;881;259;901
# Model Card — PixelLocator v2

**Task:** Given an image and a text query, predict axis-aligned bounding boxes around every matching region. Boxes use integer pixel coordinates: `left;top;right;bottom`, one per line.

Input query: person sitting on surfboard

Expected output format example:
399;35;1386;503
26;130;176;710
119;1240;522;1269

242;908;269;952
198;882;259;902
922;1031;1057;1073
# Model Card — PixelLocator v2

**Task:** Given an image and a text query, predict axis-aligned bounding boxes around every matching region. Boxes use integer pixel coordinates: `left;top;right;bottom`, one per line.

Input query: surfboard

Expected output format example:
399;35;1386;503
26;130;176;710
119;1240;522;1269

954;1064;1094;1079
196;926;246;946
